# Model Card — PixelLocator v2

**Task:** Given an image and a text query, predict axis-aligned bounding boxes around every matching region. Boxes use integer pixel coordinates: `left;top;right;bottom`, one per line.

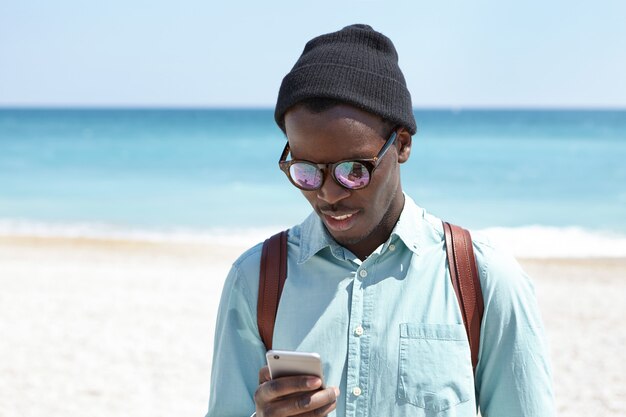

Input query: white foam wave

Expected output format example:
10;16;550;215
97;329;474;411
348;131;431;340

479;225;626;258
0;219;285;248
1;219;625;258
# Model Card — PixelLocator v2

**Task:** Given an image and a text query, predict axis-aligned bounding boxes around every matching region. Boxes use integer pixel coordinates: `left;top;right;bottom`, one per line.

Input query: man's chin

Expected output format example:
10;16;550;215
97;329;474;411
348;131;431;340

327;228;367;247
318;212;374;249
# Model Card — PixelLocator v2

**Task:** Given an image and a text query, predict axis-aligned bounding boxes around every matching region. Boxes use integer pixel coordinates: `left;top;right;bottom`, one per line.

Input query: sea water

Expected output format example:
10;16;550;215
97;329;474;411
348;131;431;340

1;109;625;256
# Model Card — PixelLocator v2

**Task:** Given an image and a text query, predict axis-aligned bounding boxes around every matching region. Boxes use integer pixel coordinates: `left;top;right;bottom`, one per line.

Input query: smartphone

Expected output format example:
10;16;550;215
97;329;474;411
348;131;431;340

266;350;325;387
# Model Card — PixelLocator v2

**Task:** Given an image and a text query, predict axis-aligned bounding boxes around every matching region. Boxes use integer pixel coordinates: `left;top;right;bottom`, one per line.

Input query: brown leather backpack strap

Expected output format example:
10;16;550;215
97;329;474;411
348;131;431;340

443;221;484;372
257;230;289;351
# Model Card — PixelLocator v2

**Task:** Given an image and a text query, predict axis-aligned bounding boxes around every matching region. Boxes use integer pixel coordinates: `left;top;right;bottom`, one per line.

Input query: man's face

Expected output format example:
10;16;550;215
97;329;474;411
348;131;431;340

284;104;411;257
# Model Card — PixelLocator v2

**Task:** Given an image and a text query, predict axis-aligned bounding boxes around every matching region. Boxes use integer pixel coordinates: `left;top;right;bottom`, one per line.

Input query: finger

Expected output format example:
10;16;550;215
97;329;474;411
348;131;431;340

255;376;324;405
262;386;339;417
255;375;323;404
297;399;337;417
259;366;271;385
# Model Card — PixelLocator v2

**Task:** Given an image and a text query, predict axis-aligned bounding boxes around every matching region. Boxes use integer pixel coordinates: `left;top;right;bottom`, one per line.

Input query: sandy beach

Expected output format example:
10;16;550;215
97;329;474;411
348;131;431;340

0;236;625;417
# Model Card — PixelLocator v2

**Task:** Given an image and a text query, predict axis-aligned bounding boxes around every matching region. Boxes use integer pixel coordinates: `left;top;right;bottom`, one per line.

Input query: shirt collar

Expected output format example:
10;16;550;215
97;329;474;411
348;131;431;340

297;211;345;264
388;193;423;255
296;193;425;264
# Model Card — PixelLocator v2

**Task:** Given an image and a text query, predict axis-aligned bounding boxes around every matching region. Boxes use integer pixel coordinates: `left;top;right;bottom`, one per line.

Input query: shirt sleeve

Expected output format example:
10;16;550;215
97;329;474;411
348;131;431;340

474;243;556;417
205;261;266;417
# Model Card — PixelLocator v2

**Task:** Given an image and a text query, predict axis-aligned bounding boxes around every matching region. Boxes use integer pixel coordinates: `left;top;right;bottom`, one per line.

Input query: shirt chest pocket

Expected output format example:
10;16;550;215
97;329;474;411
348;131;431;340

398;323;474;413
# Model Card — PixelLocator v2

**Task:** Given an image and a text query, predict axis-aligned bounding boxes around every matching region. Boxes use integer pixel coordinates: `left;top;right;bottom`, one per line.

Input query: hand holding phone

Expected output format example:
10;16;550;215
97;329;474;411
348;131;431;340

254;350;339;417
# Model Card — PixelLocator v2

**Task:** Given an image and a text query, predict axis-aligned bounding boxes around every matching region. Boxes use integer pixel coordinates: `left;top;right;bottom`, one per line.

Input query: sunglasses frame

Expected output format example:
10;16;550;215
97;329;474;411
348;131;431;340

278;129;398;191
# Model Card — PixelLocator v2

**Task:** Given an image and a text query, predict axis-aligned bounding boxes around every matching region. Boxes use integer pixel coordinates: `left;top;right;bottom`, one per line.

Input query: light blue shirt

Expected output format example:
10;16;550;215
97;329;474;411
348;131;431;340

206;196;555;417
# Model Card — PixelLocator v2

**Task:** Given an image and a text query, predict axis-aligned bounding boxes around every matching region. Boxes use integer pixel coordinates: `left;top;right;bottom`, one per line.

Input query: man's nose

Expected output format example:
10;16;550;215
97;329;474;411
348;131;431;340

316;170;350;205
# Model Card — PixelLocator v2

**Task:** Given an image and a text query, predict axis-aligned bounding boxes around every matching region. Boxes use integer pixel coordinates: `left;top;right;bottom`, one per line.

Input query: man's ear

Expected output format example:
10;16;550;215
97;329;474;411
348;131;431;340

396;129;412;163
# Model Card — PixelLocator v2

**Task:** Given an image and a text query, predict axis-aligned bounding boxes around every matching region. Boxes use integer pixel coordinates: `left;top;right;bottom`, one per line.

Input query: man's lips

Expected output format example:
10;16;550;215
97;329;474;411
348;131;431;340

320;210;360;232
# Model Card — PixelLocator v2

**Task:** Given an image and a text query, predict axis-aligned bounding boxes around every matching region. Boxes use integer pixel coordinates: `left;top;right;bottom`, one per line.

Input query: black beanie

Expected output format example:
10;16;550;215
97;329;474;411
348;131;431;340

275;24;416;135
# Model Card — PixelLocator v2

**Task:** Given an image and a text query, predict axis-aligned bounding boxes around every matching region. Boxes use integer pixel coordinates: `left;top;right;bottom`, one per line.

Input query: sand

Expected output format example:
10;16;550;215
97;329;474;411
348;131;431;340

0;236;625;417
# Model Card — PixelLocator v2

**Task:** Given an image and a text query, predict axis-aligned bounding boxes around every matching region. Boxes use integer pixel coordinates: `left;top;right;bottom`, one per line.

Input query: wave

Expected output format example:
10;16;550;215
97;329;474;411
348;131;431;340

479;225;626;258
0;219;287;248
1;219;625;258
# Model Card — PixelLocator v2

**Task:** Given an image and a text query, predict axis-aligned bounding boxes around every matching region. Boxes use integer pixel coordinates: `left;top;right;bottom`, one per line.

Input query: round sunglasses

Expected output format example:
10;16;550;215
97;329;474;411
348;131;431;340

278;130;398;191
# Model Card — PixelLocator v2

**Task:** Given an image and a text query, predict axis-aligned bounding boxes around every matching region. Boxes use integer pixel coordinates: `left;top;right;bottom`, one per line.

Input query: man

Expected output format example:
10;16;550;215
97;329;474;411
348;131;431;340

206;24;555;417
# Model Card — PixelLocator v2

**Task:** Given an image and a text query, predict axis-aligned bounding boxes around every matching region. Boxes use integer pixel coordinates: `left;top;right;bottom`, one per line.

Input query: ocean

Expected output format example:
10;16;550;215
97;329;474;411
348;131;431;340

1;108;625;256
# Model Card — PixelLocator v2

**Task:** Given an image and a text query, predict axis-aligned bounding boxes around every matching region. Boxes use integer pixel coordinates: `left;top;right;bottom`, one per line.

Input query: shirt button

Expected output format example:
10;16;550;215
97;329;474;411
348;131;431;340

354;325;364;336
359;269;368;278
389;244;396;251
352;386;362;396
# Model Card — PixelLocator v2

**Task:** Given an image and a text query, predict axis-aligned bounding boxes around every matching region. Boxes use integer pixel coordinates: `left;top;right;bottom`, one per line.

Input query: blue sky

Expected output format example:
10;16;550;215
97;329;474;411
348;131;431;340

1;0;625;108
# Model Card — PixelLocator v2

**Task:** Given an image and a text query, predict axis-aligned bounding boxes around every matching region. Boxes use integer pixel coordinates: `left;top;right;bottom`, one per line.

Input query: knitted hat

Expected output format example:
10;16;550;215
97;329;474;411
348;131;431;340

275;24;416;135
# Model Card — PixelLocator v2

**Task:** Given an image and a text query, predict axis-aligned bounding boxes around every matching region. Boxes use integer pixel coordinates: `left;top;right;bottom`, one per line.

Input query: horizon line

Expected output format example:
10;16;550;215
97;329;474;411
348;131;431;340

1;105;626;112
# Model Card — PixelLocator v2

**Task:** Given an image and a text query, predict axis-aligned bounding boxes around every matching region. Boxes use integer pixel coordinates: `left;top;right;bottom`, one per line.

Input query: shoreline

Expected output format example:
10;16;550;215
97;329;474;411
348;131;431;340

3;232;626;260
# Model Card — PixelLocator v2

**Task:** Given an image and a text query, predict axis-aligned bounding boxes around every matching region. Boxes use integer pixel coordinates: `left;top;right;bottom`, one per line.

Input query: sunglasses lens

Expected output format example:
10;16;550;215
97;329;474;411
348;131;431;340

289;162;322;190
335;161;370;189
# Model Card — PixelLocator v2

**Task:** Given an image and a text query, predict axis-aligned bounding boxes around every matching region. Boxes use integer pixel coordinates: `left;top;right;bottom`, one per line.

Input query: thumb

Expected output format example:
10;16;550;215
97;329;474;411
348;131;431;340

258;366;271;384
